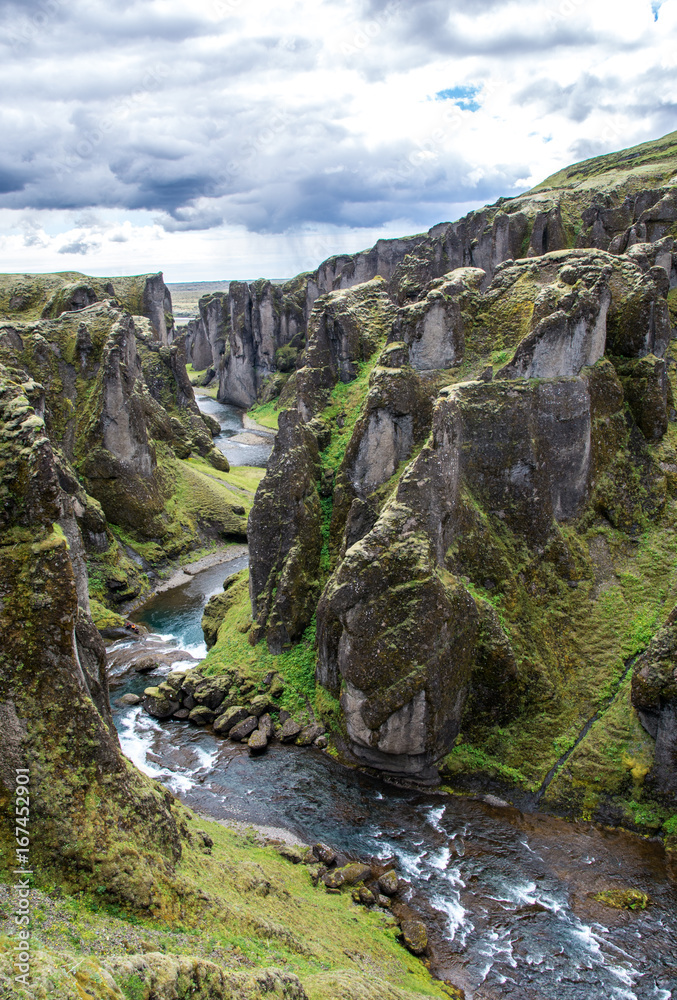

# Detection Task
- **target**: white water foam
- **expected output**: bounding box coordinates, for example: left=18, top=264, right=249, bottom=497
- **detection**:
left=118, top=707, right=197, bottom=794
left=431, top=890, right=471, bottom=947
left=427, top=804, right=446, bottom=832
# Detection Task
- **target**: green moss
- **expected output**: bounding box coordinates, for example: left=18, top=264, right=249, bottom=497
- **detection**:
left=182, top=456, right=264, bottom=513
left=89, top=599, right=126, bottom=630
left=0, top=816, right=447, bottom=999
left=248, top=399, right=281, bottom=429
left=198, top=570, right=331, bottom=723
left=591, top=889, right=649, bottom=910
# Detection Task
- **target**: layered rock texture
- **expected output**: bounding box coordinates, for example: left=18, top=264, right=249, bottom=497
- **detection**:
left=243, top=131, right=677, bottom=831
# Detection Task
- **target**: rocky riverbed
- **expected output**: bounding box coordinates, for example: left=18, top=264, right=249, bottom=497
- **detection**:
left=108, top=559, right=677, bottom=1000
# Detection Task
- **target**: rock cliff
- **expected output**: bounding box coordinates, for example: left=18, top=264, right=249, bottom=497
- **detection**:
left=243, top=131, right=677, bottom=830
left=185, top=130, right=677, bottom=410
left=0, top=283, right=246, bottom=606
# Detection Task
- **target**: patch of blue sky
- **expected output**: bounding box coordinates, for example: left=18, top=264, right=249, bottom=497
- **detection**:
left=652, top=1, right=665, bottom=20
left=435, top=85, right=481, bottom=112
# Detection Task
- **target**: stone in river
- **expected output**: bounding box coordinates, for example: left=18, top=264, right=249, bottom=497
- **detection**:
left=314, top=735, right=328, bottom=749
left=378, top=870, right=399, bottom=896
left=401, top=919, right=428, bottom=955
left=143, top=687, right=179, bottom=720
left=257, top=713, right=274, bottom=739
left=213, top=706, right=248, bottom=735
left=248, top=729, right=268, bottom=754
left=134, top=657, right=159, bottom=674
left=229, top=716, right=258, bottom=741
left=279, top=718, right=302, bottom=743
left=188, top=705, right=217, bottom=725
left=119, top=693, right=141, bottom=706
left=173, top=708, right=190, bottom=720
left=295, top=723, right=324, bottom=746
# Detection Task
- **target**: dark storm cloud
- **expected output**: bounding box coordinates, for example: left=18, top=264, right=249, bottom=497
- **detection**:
left=0, top=0, right=672, bottom=236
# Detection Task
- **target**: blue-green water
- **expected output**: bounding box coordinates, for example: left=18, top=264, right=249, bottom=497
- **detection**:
left=110, top=563, right=677, bottom=1000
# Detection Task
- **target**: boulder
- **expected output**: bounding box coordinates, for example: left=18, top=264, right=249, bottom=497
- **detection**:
left=143, top=688, right=179, bottom=720
left=313, top=843, right=337, bottom=866
left=192, top=676, right=229, bottom=710
left=401, top=919, right=428, bottom=955
left=352, top=887, right=376, bottom=906
left=314, top=735, right=328, bottom=749
left=207, top=447, right=230, bottom=472
left=257, top=713, right=274, bottom=739
left=188, top=705, right=217, bottom=726
left=376, top=894, right=392, bottom=909
left=229, top=716, right=259, bottom=741
left=338, top=863, right=372, bottom=886
left=213, top=706, right=248, bottom=735
left=133, top=657, right=159, bottom=674
left=295, top=722, right=325, bottom=746
left=118, top=693, right=140, bottom=706
left=248, top=729, right=269, bottom=754
left=279, top=718, right=303, bottom=743
left=322, top=869, right=346, bottom=890
left=269, top=675, right=285, bottom=699
left=173, top=708, right=190, bottom=720
left=377, top=870, right=399, bottom=896
left=248, top=694, right=272, bottom=717
left=276, top=844, right=307, bottom=864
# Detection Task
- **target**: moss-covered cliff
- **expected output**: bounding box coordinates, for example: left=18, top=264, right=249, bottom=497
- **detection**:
left=226, top=134, right=677, bottom=844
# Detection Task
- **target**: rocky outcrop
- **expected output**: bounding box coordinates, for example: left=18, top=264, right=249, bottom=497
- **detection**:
left=393, top=268, right=484, bottom=371
left=0, top=292, right=245, bottom=603
left=183, top=277, right=308, bottom=408
left=0, top=270, right=175, bottom=343
left=632, top=609, right=677, bottom=804
left=184, top=133, right=677, bottom=411
left=246, top=217, right=676, bottom=784
left=296, top=278, right=397, bottom=421
left=0, top=365, right=185, bottom=902
left=248, top=410, right=322, bottom=652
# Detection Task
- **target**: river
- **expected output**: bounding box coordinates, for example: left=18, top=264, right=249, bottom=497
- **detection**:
left=105, top=400, right=677, bottom=1000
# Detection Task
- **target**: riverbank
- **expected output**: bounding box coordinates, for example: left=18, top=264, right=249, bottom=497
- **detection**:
left=148, top=543, right=248, bottom=598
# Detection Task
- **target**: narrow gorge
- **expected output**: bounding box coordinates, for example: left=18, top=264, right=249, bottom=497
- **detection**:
left=2, top=131, right=677, bottom=1000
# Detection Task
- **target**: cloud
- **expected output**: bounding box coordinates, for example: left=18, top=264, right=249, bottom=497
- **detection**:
left=0, top=0, right=673, bottom=262
left=57, top=237, right=97, bottom=255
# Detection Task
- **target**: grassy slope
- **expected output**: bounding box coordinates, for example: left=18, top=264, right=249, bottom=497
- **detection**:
left=0, top=815, right=448, bottom=1000
left=0, top=272, right=160, bottom=323
left=532, top=129, right=677, bottom=193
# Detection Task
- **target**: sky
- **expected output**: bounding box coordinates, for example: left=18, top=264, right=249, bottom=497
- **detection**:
left=0, top=0, right=676, bottom=282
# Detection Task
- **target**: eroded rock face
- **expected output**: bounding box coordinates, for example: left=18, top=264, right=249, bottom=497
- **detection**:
left=0, top=366, right=184, bottom=903
left=248, top=410, right=322, bottom=652
left=393, top=267, right=485, bottom=371
left=295, top=278, right=397, bottom=421
left=632, top=610, right=677, bottom=804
